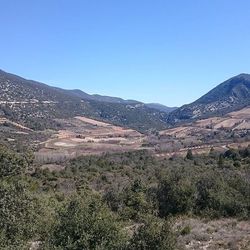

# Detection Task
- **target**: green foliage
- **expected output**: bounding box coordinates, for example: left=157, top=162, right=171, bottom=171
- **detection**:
left=195, top=173, right=249, bottom=217
left=239, top=145, right=250, bottom=158
left=0, top=180, right=38, bottom=249
left=119, top=180, right=154, bottom=221
left=1, top=144, right=250, bottom=249
left=0, top=145, right=28, bottom=178
left=0, top=146, right=45, bottom=249
left=44, top=193, right=128, bottom=250
left=157, top=173, right=195, bottom=217
left=128, top=217, right=176, bottom=250
left=224, top=148, right=241, bottom=161
left=180, top=225, right=191, bottom=235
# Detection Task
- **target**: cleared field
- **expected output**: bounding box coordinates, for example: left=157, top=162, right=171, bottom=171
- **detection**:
left=213, top=118, right=242, bottom=129
left=75, top=116, right=113, bottom=127
left=156, top=107, right=250, bottom=158
left=234, top=120, right=250, bottom=130
left=195, top=117, right=223, bottom=127
left=229, top=107, right=250, bottom=119
left=36, top=116, right=145, bottom=163
left=161, top=107, right=250, bottom=138
left=35, top=107, right=250, bottom=163
left=160, top=126, right=210, bottom=138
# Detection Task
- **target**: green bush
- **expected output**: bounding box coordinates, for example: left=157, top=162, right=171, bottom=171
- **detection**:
left=0, top=146, right=28, bottom=178
left=195, top=173, right=248, bottom=217
left=157, top=174, right=195, bottom=217
left=0, top=180, right=38, bottom=249
left=44, top=193, right=128, bottom=249
left=180, top=225, right=191, bottom=235
left=128, top=217, right=176, bottom=250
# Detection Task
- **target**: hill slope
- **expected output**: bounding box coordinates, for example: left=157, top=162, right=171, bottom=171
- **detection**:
left=167, top=74, right=250, bottom=124
left=65, top=89, right=140, bottom=104
left=146, top=103, right=177, bottom=113
left=0, top=69, right=168, bottom=131
left=61, top=89, right=175, bottom=112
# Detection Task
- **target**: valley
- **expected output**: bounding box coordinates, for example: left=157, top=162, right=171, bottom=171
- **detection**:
left=35, top=116, right=144, bottom=164
left=1, top=69, right=250, bottom=250
left=2, top=105, right=250, bottom=164
left=2, top=2, right=250, bottom=249
left=155, top=107, right=250, bottom=157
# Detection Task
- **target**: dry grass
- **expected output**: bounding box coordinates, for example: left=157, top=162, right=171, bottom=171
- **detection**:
left=176, top=218, right=250, bottom=250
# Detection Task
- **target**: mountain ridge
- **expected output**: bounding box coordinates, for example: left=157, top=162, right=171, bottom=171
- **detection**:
left=1, top=68, right=250, bottom=130
left=0, top=69, right=175, bottom=111
left=167, top=73, right=250, bottom=124
left=0, top=69, right=169, bottom=131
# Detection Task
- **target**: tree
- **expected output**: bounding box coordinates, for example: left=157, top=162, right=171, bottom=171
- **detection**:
left=118, top=180, right=153, bottom=221
left=186, top=149, right=193, bottom=160
left=224, top=149, right=240, bottom=161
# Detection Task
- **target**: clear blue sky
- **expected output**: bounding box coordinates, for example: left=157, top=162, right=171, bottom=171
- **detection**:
left=1, top=0, right=250, bottom=106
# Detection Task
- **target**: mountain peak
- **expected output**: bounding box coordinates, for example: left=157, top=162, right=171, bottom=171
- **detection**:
left=167, top=74, right=250, bottom=124
left=234, top=73, right=250, bottom=81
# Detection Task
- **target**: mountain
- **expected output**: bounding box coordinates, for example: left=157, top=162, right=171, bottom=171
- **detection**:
left=146, top=103, right=177, bottom=113
left=67, top=89, right=140, bottom=104
left=0, top=69, right=80, bottom=102
left=167, top=74, right=250, bottom=124
left=0, top=69, right=168, bottom=131
left=67, top=90, right=176, bottom=111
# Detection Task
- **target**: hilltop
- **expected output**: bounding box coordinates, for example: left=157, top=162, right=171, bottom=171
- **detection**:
left=167, top=74, right=250, bottom=124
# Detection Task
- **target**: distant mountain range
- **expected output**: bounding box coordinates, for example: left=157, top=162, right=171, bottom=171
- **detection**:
left=66, top=89, right=141, bottom=104
left=145, top=103, right=177, bottom=113
left=167, top=73, right=250, bottom=124
left=0, top=69, right=171, bottom=131
left=1, top=68, right=250, bottom=131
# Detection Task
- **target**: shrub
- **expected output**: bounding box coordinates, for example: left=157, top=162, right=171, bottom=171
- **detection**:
left=128, top=217, right=176, bottom=250
left=180, top=225, right=191, bottom=235
left=0, top=180, right=38, bottom=249
left=186, top=149, right=194, bottom=160
left=0, top=146, right=28, bottom=178
left=44, top=193, right=128, bottom=249
left=157, top=175, right=195, bottom=217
